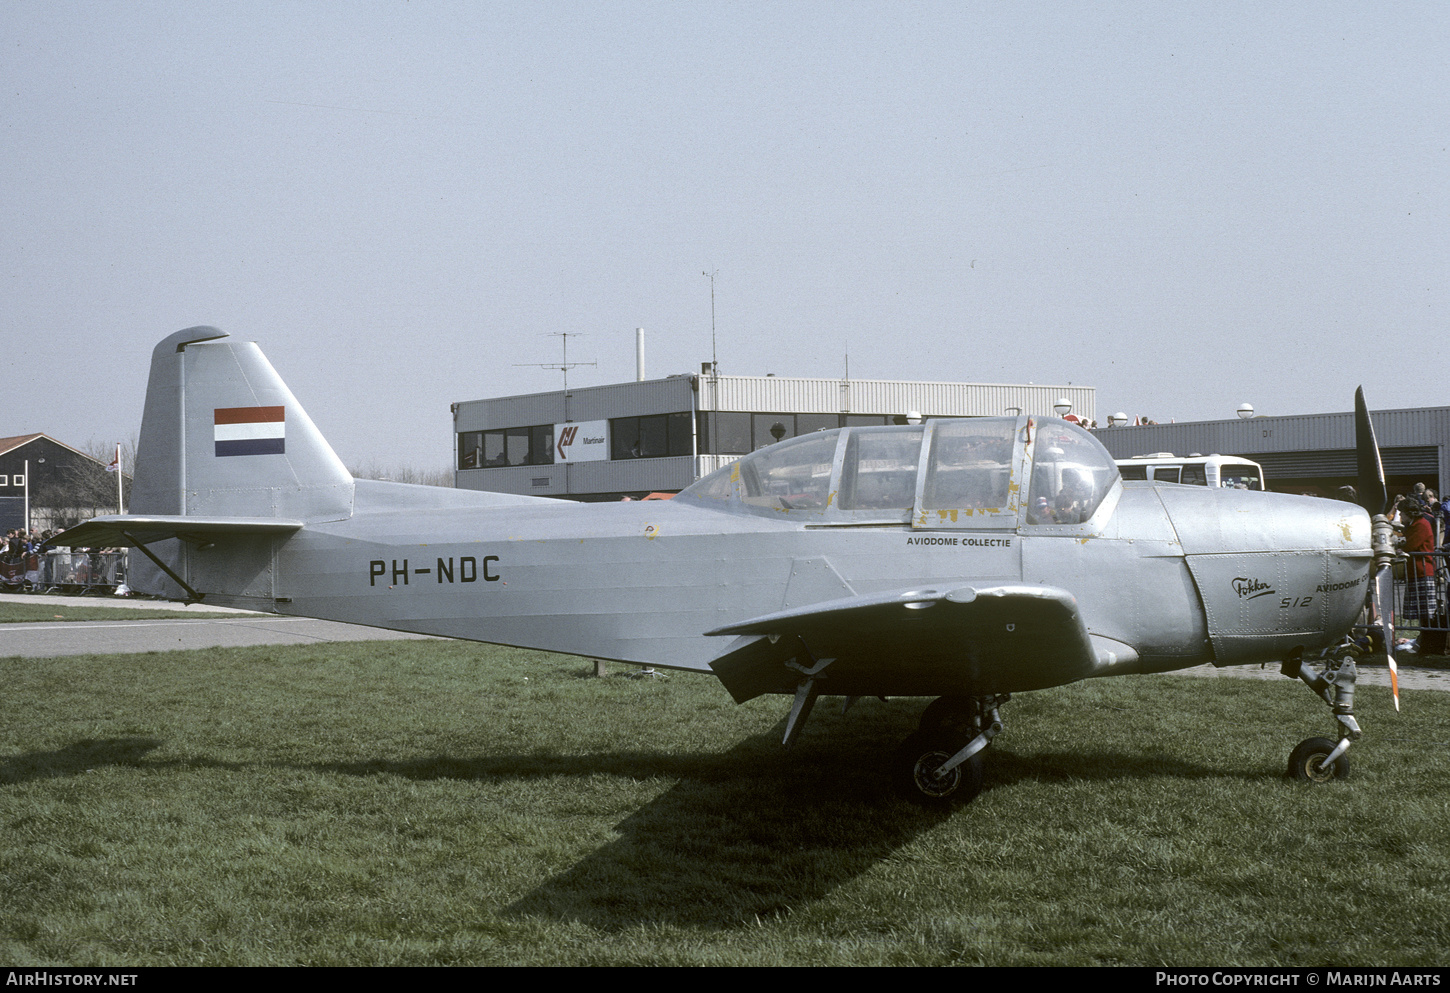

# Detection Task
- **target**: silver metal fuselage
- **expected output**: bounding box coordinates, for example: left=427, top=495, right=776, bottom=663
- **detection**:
left=232, top=477, right=1368, bottom=699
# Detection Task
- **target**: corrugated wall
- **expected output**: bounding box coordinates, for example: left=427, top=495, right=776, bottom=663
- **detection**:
left=456, top=456, right=698, bottom=497
left=1096, top=407, right=1450, bottom=494
left=455, top=377, right=696, bottom=432
left=698, top=376, right=1095, bottom=420
left=1097, top=408, right=1450, bottom=457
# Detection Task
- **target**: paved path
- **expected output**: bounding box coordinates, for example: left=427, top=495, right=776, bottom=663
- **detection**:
left=1172, top=659, right=1450, bottom=693
left=0, top=592, right=262, bottom=614
left=0, top=593, right=435, bottom=657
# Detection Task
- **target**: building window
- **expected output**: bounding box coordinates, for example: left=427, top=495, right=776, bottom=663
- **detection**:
left=667, top=411, right=692, bottom=456
left=528, top=425, right=554, bottom=465
left=796, top=413, right=841, bottom=435
left=752, top=413, right=796, bottom=450
left=610, top=413, right=692, bottom=460
left=505, top=427, right=530, bottom=466
left=698, top=412, right=752, bottom=456
left=458, top=432, right=482, bottom=470
left=458, top=425, right=554, bottom=470
left=484, top=431, right=506, bottom=467
left=611, top=418, right=643, bottom=460
left=696, top=412, right=904, bottom=455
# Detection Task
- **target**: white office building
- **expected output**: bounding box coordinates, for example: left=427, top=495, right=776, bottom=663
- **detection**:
left=454, top=370, right=1095, bottom=501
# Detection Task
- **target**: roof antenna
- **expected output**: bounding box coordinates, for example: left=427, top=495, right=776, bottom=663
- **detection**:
left=514, top=332, right=596, bottom=391
left=702, top=269, right=718, bottom=374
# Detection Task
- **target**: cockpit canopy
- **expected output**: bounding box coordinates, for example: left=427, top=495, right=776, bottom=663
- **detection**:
left=676, top=416, right=1120, bottom=529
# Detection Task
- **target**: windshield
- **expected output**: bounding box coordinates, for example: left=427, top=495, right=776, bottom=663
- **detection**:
left=738, top=431, right=839, bottom=511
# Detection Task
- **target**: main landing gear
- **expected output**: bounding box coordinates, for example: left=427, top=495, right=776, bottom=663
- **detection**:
left=1282, top=655, right=1359, bottom=783
left=892, top=695, right=1008, bottom=805
left=772, top=651, right=1006, bottom=804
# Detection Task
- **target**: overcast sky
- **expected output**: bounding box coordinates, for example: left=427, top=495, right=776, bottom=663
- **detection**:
left=5, top=2, right=1446, bottom=472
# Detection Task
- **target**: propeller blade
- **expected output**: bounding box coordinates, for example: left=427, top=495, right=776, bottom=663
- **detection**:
left=1355, top=386, right=1388, bottom=516
left=1358, top=387, right=1400, bottom=711
left=1374, top=564, right=1400, bottom=712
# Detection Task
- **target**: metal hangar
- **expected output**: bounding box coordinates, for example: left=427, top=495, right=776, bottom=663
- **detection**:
left=1094, top=405, right=1450, bottom=499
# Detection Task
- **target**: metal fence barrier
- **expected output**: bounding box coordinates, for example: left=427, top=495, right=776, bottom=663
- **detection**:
left=0, top=549, right=128, bottom=595
left=1356, top=549, right=1449, bottom=653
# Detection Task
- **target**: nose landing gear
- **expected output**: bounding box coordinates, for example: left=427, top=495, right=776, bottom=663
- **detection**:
left=1283, top=655, right=1360, bottom=783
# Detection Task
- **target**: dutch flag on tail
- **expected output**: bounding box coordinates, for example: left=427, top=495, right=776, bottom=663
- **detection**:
left=214, top=406, right=286, bottom=457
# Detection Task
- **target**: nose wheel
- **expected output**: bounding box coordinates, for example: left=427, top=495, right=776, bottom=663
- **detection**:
left=1287, top=736, right=1350, bottom=782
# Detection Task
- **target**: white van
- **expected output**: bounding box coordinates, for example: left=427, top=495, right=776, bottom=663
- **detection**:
left=1115, top=453, right=1266, bottom=490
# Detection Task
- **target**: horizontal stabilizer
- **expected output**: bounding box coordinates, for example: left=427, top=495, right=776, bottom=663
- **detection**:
left=42, top=515, right=303, bottom=549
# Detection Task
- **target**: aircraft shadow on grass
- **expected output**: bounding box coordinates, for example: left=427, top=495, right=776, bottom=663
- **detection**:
left=496, top=748, right=1264, bottom=929
left=5, top=721, right=1265, bottom=928
left=0, top=737, right=165, bottom=786
left=300, top=711, right=1262, bottom=931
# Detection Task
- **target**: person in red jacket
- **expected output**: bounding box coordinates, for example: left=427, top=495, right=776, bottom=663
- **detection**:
left=1402, top=500, right=1438, bottom=629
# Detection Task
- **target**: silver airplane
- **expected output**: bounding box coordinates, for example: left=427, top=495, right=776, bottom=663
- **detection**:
left=47, top=327, right=1401, bottom=803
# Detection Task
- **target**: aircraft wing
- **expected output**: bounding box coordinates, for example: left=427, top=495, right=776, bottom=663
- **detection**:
left=41, top=514, right=304, bottom=549
left=705, top=583, right=1112, bottom=702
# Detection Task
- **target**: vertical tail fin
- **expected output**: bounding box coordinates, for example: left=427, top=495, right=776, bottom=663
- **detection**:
left=104, top=327, right=355, bottom=602
left=131, top=327, right=354, bottom=522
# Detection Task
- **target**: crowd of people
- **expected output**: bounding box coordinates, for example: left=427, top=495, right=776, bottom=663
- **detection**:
left=2, top=528, right=51, bottom=587
left=1, top=527, right=121, bottom=593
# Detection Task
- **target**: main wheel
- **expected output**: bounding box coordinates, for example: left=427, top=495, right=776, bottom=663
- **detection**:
left=918, top=695, right=976, bottom=735
left=1287, top=736, right=1350, bottom=782
left=894, top=731, right=985, bottom=805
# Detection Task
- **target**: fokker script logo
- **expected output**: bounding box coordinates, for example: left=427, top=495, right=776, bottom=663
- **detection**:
left=1231, top=577, right=1276, bottom=600
left=557, top=425, right=579, bottom=460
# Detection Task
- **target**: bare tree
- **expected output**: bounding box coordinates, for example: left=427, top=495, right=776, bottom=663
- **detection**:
left=31, top=435, right=138, bottom=530
left=348, top=460, right=455, bottom=488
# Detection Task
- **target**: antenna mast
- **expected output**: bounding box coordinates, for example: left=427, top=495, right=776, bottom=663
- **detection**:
left=702, top=269, right=718, bottom=374
left=514, top=332, right=596, bottom=391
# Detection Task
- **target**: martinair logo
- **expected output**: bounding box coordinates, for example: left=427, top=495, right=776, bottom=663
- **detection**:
left=557, top=425, right=579, bottom=460
left=1231, top=577, right=1276, bottom=600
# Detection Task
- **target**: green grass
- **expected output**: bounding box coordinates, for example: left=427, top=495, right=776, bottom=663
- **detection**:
left=0, top=603, right=251, bottom=623
left=1, top=640, right=1447, bottom=966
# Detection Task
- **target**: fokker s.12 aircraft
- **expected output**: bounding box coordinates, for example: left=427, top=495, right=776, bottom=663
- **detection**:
left=47, top=328, right=1401, bottom=803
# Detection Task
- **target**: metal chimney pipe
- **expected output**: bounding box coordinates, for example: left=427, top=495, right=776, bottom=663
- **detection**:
left=636, top=328, right=645, bottom=382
